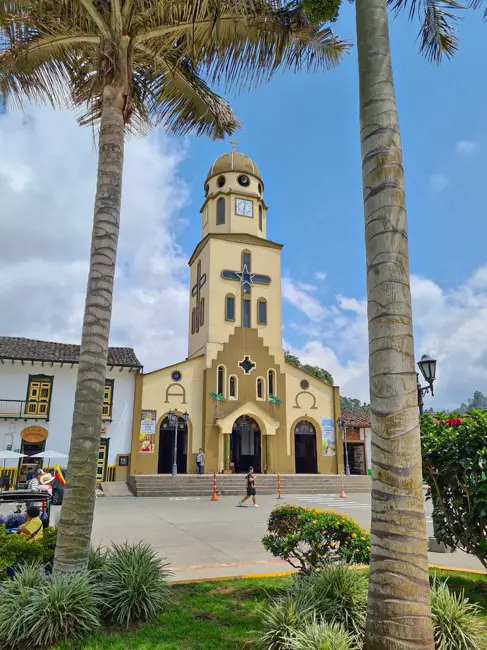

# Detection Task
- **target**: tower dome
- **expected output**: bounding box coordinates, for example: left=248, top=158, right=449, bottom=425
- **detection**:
left=207, top=151, right=262, bottom=181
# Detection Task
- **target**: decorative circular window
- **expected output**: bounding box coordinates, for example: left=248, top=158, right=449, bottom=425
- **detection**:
left=217, top=175, right=226, bottom=188
left=238, top=174, right=250, bottom=187
left=171, top=370, right=182, bottom=382
left=204, top=182, right=209, bottom=197
left=300, top=379, right=310, bottom=390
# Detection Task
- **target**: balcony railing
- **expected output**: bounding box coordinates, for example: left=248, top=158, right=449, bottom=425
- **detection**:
left=0, top=400, right=47, bottom=420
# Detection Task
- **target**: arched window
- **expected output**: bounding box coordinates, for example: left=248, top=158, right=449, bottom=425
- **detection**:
left=225, top=294, right=235, bottom=321
left=242, top=250, right=251, bottom=272
left=268, top=369, right=276, bottom=397
left=256, top=377, right=265, bottom=400
left=217, top=365, right=225, bottom=396
left=216, top=197, right=225, bottom=225
left=258, top=205, right=263, bottom=231
left=257, top=298, right=267, bottom=325
left=229, top=375, right=237, bottom=399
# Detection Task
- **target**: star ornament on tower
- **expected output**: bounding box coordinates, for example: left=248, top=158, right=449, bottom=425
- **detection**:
left=235, top=264, right=255, bottom=291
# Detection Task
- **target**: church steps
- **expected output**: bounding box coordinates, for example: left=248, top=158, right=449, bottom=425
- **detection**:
left=128, top=474, right=371, bottom=497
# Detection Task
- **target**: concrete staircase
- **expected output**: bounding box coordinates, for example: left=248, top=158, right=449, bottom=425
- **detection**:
left=128, top=473, right=371, bottom=497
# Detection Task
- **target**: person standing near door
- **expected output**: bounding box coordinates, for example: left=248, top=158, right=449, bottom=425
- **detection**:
left=196, top=449, right=205, bottom=476
left=237, top=467, right=258, bottom=507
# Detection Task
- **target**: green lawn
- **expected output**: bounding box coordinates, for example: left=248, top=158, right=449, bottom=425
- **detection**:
left=56, top=570, right=487, bottom=650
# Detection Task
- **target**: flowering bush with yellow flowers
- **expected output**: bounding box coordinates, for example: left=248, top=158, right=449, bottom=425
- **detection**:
left=262, top=504, right=370, bottom=574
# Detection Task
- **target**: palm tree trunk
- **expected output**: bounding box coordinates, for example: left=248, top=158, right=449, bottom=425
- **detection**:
left=355, top=0, right=434, bottom=647
left=53, top=84, right=125, bottom=574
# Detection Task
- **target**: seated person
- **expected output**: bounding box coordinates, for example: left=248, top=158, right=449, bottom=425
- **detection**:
left=17, top=506, right=44, bottom=542
left=28, top=469, right=54, bottom=495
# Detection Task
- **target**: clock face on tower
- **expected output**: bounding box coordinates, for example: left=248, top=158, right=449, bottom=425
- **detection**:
left=235, top=198, right=253, bottom=217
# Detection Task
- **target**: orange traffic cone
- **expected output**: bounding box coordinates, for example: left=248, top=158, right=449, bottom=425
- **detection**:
left=211, top=472, right=219, bottom=501
left=339, top=488, right=347, bottom=499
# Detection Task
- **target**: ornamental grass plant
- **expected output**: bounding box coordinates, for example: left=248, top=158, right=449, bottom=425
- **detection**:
left=98, top=541, right=171, bottom=627
left=0, top=564, right=99, bottom=648
left=430, top=577, right=486, bottom=650
left=288, top=616, right=359, bottom=650
left=258, top=564, right=367, bottom=649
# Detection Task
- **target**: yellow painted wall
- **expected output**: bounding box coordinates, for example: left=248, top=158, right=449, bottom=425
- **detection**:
left=202, top=170, right=267, bottom=240
left=131, top=356, right=205, bottom=475
left=284, top=363, right=343, bottom=474
left=188, top=237, right=283, bottom=366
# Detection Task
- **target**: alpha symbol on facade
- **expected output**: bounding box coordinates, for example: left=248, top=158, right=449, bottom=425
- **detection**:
left=191, top=260, right=206, bottom=333
left=239, top=355, right=256, bottom=374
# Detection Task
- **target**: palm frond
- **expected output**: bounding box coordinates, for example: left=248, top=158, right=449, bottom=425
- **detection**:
left=389, top=0, right=463, bottom=63
left=136, top=45, right=240, bottom=138
left=1, top=0, right=348, bottom=138
left=134, top=0, right=350, bottom=90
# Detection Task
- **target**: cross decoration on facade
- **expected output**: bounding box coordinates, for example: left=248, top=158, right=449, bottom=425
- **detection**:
left=221, top=261, right=271, bottom=295
left=230, top=139, right=239, bottom=152
left=239, top=356, right=256, bottom=374
left=191, top=260, right=206, bottom=333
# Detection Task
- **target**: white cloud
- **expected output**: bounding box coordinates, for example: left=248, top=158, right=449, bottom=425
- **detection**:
left=0, top=106, right=190, bottom=371
left=430, top=173, right=449, bottom=192
left=455, top=140, right=477, bottom=155
left=287, top=266, right=487, bottom=410
left=282, top=277, right=326, bottom=322
left=314, top=272, right=327, bottom=281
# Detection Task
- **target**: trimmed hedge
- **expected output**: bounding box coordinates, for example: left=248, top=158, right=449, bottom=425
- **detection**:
left=263, top=504, right=370, bottom=573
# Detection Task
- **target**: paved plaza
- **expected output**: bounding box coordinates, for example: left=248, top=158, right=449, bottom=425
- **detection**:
left=53, top=492, right=485, bottom=582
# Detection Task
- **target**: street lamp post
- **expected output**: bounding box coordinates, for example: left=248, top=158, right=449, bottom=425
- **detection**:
left=337, top=417, right=351, bottom=476
left=416, top=354, right=444, bottom=549
left=417, top=354, right=437, bottom=415
left=168, top=409, right=189, bottom=478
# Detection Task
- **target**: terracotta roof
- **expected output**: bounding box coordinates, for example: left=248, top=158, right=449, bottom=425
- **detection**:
left=0, top=336, right=142, bottom=368
left=340, top=409, right=371, bottom=428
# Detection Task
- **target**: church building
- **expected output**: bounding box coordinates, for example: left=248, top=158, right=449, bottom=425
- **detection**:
left=130, top=151, right=345, bottom=476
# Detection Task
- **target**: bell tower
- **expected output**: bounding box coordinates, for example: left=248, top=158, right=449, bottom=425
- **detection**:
left=188, top=148, right=283, bottom=366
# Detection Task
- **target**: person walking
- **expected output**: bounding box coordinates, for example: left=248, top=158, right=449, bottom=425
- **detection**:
left=196, top=448, right=205, bottom=476
left=237, top=466, right=258, bottom=507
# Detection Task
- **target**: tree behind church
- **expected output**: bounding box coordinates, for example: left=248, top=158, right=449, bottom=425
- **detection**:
left=0, top=1, right=347, bottom=574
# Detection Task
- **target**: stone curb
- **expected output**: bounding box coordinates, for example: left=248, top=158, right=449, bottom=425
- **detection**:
left=170, top=563, right=486, bottom=585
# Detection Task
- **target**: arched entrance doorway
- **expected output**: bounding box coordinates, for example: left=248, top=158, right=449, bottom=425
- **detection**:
left=158, top=415, right=188, bottom=474
left=231, top=416, right=261, bottom=473
left=294, top=420, right=318, bottom=474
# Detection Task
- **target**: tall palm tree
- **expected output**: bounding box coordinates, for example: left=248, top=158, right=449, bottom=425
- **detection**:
left=355, top=0, right=459, bottom=647
left=0, top=0, right=347, bottom=574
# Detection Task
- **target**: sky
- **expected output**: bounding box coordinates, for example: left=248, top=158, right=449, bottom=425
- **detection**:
left=0, top=5, right=486, bottom=411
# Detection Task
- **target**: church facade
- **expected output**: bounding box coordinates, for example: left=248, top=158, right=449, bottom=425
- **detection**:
left=130, top=151, right=345, bottom=476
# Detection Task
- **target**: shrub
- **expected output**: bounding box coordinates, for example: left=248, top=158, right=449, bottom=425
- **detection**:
left=259, top=565, right=367, bottom=649
left=0, top=525, right=57, bottom=580
left=288, top=617, right=358, bottom=650
left=421, top=410, right=487, bottom=569
left=0, top=564, right=99, bottom=648
left=430, top=577, right=486, bottom=650
left=297, top=563, right=368, bottom=639
left=262, top=504, right=370, bottom=573
left=99, top=541, right=170, bottom=627
left=258, top=590, right=315, bottom=649
left=88, top=544, right=106, bottom=579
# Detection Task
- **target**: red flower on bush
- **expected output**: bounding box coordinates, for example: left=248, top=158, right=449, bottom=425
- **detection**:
left=445, top=418, right=463, bottom=426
